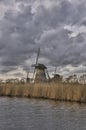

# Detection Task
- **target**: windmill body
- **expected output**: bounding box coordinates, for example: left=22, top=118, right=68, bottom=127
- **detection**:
left=34, top=64, right=47, bottom=83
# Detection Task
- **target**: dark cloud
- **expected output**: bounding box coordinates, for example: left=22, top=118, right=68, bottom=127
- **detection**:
left=0, top=0, right=86, bottom=75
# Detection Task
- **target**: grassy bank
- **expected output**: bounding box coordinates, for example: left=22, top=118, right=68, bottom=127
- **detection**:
left=0, top=82, right=86, bottom=103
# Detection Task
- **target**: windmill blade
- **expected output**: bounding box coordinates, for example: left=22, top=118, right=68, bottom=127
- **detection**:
left=46, top=69, right=50, bottom=80
left=33, top=48, right=40, bottom=80
left=36, top=47, right=40, bottom=66
left=54, top=66, right=57, bottom=75
left=33, top=67, right=36, bottom=80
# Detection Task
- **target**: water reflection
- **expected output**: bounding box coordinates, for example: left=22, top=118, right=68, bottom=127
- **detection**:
left=0, top=97, right=86, bottom=130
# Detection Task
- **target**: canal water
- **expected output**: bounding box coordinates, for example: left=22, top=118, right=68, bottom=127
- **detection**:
left=0, top=97, right=86, bottom=130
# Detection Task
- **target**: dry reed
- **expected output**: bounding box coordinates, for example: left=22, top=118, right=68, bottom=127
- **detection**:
left=0, top=82, right=86, bottom=103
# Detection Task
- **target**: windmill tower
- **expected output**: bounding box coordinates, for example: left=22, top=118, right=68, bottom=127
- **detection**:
left=32, top=48, right=49, bottom=83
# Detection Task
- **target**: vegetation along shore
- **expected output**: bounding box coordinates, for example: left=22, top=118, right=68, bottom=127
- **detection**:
left=0, top=81, right=86, bottom=103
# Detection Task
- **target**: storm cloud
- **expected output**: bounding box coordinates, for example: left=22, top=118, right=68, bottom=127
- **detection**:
left=0, top=0, right=86, bottom=76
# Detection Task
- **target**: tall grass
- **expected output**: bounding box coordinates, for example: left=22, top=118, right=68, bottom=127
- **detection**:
left=0, top=82, right=86, bottom=103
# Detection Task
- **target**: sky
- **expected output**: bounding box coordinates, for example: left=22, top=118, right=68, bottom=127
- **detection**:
left=0, top=0, right=86, bottom=79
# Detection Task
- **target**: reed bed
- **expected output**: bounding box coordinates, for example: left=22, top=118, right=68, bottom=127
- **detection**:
left=0, top=82, right=86, bottom=103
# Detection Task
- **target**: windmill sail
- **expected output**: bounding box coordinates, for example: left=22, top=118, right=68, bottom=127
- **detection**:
left=54, top=66, right=57, bottom=75
left=36, top=47, right=40, bottom=66
left=33, top=48, right=40, bottom=80
left=46, top=69, right=50, bottom=80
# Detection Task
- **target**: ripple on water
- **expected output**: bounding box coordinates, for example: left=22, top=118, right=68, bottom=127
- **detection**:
left=0, top=97, right=86, bottom=130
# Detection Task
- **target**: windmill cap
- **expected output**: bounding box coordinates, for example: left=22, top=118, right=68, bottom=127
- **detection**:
left=32, top=63, right=47, bottom=70
left=53, top=74, right=60, bottom=76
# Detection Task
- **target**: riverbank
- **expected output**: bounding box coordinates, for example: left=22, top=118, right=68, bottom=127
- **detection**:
left=0, top=82, right=86, bottom=103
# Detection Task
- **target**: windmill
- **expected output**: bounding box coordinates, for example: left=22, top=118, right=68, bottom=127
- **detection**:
left=52, top=66, right=62, bottom=82
left=32, top=48, right=49, bottom=83
left=26, top=71, right=30, bottom=83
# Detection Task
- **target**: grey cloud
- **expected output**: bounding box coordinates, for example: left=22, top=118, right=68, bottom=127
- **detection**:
left=74, top=33, right=85, bottom=43
left=80, top=18, right=86, bottom=26
left=13, top=72, right=25, bottom=77
left=0, top=0, right=86, bottom=75
left=0, top=66, right=17, bottom=73
left=71, top=67, right=86, bottom=74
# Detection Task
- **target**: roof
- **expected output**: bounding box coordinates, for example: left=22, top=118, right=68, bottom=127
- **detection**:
left=53, top=74, right=61, bottom=77
left=32, top=63, right=47, bottom=70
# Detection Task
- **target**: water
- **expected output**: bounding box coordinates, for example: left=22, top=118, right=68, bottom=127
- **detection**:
left=0, top=97, right=86, bottom=130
